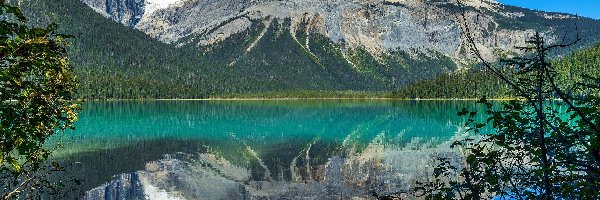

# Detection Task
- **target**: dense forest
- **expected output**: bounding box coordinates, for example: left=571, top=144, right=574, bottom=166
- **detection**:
left=19, top=0, right=213, bottom=99
left=392, top=42, right=600, bottom=99
left=391, top=68, right=511, bottom=99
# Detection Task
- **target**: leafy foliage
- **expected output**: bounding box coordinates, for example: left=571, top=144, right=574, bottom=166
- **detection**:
left=0, top=1, right=80, bottom=198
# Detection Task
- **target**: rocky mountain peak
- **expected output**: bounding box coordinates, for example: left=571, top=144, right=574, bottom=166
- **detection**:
left=81, top=0, right=586, bottom=66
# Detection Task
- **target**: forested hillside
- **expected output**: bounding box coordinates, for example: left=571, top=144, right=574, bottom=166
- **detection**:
left=14, top=0, right=600, bottom=99
left=390, top=69, right=511, bottom=99
left=19, top=0, right=212, bottom=99
left=392, top=42, right=600, bottom=99
left=555, top=42, right=600, bottom=90
left=16, top=0, right=457, bottom=99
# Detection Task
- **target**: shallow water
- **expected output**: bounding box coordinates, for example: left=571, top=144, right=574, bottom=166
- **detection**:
left=49, top=100, right=491, bottom=198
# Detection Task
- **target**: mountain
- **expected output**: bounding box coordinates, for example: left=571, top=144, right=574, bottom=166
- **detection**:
left=13, top=0, right=600, bottom=99
left=81, top=0, right=598, bottom=60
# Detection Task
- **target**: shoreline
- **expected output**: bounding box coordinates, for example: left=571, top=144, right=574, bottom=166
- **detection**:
left=78, top=97, right=519, bottom=101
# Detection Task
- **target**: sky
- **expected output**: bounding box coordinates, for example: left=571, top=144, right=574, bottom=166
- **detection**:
left=497, top=0, right=600, bottom=19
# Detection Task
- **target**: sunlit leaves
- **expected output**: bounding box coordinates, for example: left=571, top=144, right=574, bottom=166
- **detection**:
left=1, top=2, right=79, bottom=198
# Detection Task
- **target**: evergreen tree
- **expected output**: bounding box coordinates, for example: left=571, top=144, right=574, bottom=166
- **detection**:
left=416, top=12, right=600, bottom=199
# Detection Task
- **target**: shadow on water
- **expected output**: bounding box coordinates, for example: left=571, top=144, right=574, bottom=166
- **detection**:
left=51, top=139, right=208, bottom=198
left=51, top=137, right=339, bottom=198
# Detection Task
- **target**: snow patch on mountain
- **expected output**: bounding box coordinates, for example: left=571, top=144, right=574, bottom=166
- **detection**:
left=144, top=0, right=182, bottom=15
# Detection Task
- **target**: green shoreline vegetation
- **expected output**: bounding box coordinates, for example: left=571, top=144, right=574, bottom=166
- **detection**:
left=82, top=97, right=517, bottom=101
left=67, top=38, right=600, bottom=101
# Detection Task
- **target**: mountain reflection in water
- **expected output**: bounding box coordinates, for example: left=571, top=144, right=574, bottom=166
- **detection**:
left=49, top=100, right=490, bottom=199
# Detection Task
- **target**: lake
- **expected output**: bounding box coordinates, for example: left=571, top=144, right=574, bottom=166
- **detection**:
left=50, top=100, right=490, bottom=199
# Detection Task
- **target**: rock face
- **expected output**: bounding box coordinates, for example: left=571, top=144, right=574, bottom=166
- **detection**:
left=83, top=140, right=462, bottom=199
left=84, top=172, right=147, bottom=200
left=81, top=0, right=145, bottom=27
left=72, top=0, right=599, bottom=93
left=80, top=0, right=582, bottom=64
left=84, top=157, right=247, bottom=200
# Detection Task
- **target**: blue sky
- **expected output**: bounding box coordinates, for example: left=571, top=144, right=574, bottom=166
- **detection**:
left=497, top=0, right=600, bottom=19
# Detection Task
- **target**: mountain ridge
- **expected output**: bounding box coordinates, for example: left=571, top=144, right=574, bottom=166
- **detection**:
left=11, top=0, right=600, bottom=99
left=82, top=0, right=598, bottom=63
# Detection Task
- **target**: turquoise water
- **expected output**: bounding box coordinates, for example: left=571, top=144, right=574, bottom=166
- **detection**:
left=51, top=100, right=490, bottom=196
left=56, top=100, right=488, bottom=152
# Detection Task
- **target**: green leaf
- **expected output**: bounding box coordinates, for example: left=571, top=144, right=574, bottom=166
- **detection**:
left=10, top=158, right=21, bottom=173
left=14, top=137, right=24, bottom=147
